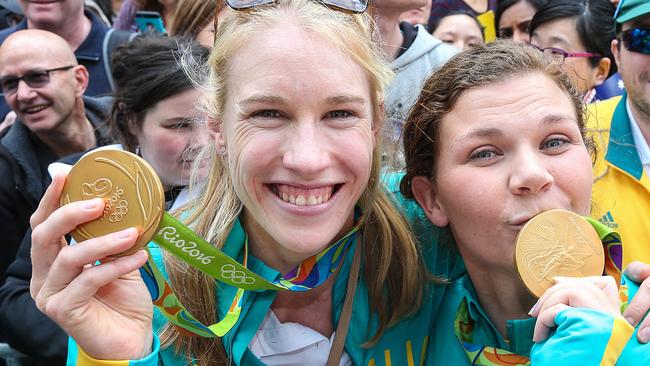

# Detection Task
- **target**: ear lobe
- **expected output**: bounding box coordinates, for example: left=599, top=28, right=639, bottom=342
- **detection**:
left=411, top=175, right=449, bottom=227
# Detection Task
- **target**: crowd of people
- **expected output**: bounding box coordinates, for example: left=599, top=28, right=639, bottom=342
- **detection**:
left=0, top=0, right=648, bottom=365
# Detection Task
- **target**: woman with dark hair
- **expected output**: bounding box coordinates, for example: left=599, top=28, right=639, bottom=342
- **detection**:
left=496, top=0, right=547, bottom=42
left=430, top=9, right=485, bottom=50
left=107, top=35, right=210, bottom=193
left=428, top=0, right=497, bottom=41
left=403, top=40, right=650, bottom=366
left=529, top=0, right=616, bottom=103
left=114, top=0, right=179, bottom=32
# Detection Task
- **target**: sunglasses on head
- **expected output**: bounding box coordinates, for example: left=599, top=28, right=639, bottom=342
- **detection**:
left=619, top=27, right=650, bottom=55
left=225, top=0, right=368, bottom=13
left=0, top=65, right=74, bottom=95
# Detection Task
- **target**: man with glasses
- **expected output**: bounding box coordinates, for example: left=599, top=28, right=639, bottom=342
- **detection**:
left=0, top=0, right=132, bottom=121
left=0, top=30, right=110, bottom=295
left=588, top=0, right=650, bottom=271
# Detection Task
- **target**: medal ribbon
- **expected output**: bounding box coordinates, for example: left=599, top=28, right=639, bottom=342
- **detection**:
left=453, top=216, right=622, bottom=366
left=140, top=208, right=363, bottom=337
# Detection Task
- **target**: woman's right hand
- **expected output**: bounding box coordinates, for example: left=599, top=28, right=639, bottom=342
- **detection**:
left=30, top=174, right=154, bottom=360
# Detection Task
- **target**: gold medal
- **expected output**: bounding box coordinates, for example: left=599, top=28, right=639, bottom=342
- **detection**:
left=60, top=149, right=165, bottom=256
left=514, top=209, right=604, bottom=298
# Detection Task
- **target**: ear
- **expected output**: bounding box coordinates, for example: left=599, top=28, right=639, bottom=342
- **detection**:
left=592, top=57, right=611, bottom=87
left=208, top=116, right=226, bottom=150
left=611, top=39, right=622, bottom=69
left=410, top=175, right=449, bottom=227
left=73, top=65, right=89, bottom=97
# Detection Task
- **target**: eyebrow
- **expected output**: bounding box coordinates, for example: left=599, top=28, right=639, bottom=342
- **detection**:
left=325, top=95, right=367, bottom=105
left=454, top=113, right=576, bottom=143
left=455, top=127, right=503, bottom=144
left=540, top=113, right=577, bottom=125
left=548, top=35, right=569, bottom=46
left=239, top=95, right=287, bottom=108
left=239, top=94, right=366, bottom=107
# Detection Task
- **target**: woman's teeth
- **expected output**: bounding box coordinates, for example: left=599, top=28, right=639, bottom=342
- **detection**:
left=275, top=184, right=334, bottom=206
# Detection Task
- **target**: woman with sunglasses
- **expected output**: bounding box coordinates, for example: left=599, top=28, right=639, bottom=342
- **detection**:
left=529, top=0, right=616, bottom=103
left=403, top=40, right=649, bottom=366
left=28, top=0, right=453, bottom=365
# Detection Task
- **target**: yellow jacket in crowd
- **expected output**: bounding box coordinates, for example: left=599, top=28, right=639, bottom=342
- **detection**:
left=587, top=94, right=650, bottom=267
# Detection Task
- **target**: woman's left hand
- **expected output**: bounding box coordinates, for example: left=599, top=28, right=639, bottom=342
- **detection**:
left=529, top=276, right=620, bottom=342
left=622, top=261, right=650, bottom=343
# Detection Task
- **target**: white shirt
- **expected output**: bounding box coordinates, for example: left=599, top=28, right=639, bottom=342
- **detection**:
left=626, top=99, right=650, bottom=177
left=249, top=310, right=352, bottom=366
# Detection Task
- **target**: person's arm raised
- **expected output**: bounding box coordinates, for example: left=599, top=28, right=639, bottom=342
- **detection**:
left=29, top=174, right=154, bottom=360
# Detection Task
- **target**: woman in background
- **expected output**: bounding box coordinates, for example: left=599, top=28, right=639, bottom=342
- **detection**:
left=430, top=9, right=484, bottom=50
left=529, top=0, right=616, bottom=103
left=169, top=0, right=226, bottom=48
left=496, top=0, right=546, bottom=42
left=428, top=0, right=497, bottom=41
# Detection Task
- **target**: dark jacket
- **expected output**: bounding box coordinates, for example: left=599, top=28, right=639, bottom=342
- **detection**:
left=0, top=96, right=111, bottom=365
left=0, top=95, right=111, bottom=282
left=0, top=10, right=115, bottom=118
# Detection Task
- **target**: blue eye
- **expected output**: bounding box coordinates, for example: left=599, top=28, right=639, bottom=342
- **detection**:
left=542, top=138, right=569, bottom=150
left=470, top=149, right=498, bottom=160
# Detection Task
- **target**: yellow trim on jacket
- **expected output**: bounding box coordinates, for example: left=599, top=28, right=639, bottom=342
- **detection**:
left=587, top=95, right=650, bottom=266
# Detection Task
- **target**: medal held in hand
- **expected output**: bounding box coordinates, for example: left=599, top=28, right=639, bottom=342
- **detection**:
left=61, top=149, right=166, bottom=256
left=514, top=209, right=605, bottom=298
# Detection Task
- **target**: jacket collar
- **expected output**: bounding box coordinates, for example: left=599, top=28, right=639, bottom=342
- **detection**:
left=606, top=93, right=645, bottom=180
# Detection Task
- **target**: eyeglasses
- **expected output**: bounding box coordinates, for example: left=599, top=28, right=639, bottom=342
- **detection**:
left=619, top=27, right=650, bottom=55
left=0, top=65, right=74, bottom=95
left=530, top=44, right=602, bottom=63
left=225, top=0, right=368, bottom=13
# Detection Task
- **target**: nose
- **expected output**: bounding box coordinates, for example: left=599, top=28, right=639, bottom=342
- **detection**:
left=282, top=121, right=330, bottom=177
left=508, top=150, right=554, bottom=196
left=15, top=79, right=37, bottom=102
left=513, top=29, right=529, bottom=43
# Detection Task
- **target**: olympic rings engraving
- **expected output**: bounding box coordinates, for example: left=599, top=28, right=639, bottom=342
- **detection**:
left=220, top=264, right=256, bottom=285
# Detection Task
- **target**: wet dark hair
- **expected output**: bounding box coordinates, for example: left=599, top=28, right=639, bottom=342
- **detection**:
left=400, top=40, right=591, bottom=198
left=529, top=0, right=616, bottom=74
left=496, top=0, right=547, bottom=30
left=107, top=35, right=210, bottom=152
left=429, top=9, right=485, bottom=39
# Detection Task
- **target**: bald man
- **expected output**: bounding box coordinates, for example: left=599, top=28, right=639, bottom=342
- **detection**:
left=0, top=0, right=133, bottom=121
left=0, top=29, right=111, bottom=283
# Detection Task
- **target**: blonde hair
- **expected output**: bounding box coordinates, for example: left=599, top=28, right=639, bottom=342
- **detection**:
left=161, top=1, right=431, bottom=364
